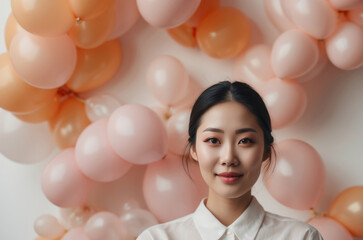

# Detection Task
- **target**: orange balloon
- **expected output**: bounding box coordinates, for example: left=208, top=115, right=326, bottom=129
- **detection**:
left=66, top=39, right=122, bottom=93
left=14, top=94, right=60, bottom=123
left=69, top=0, right=115, bottom=20
left=4, top=13, right=22, bottom=50
left=49, top=97, right=91, bottom=149
left=196, top=7, right=250, bottom=59
left=0, top=53, right=57, bottom=113
left=68, top=7, right=116, bottom=49
left=328, top=186, right=363, bottom=237
left=188, top=0, right=220, bottom=27
left=11, top=0, right=74, bottom=36
left=167, top=23, right=197, bottom=48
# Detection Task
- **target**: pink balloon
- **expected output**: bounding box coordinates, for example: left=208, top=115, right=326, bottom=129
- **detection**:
left=167, top=109, right=191, bottom=156
left=261, top=78, right=307, bottom=129
left=234, top=44, right=275, bottom=89
left=281, top=0, right=339, bottom=39
left=120, top=208, right=159, bottom=237
left=264, top=0, right=295, bottom=32
left=107, top=0, right=140, bottom=40
left=143, top=154, right=208, bottom=222
left=264, top=139, right=326, bottom=210
left=326, top=22, right=363, bottom=70
left=34, top=214, right=65, bottom=239
left=107, top=104, right=168, bottom=165
left=146, top=55, right=189, bottom=106
left=328, top=0, right=363, bottom=10
left=42, top=148, right=93, bottom=208
left=84, top=212, right=123, bottom=240
left=308, top=217, right=354, bottom=240
left=136, top=0, right=201, bottom=28
left=62, top=227, right=90, bottom=240
left=75, top=118, right=132, bottom=182
left=9, top=30, right=76, bottom=89
left=173, top=77, right=203, bottom=110
left=60, top=205, right=100, bottom=229
left=271, top=29, right=319, bottom=79
left=348, top=6, right=363, bottom=27
left=85, top=94, right=121, bottom=122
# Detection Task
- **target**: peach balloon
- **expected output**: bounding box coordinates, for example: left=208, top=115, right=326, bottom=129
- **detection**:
left=9, top=30, right=77, bottom=89
left=234, top=44, right=274, bottom=89
left=0, top=53, right=57, bottom=114
left=187, top=0, right=220, bottom=27
left=66, top=40, right=122, bottom=93
left=326, top=22, right=363, bottom=70
left=42, top=148, right=93, bottom=208
left=167, top=109, right=191, bottom=156
left=261, top=78, right=307, bottom=129
left=75, top=118, right=132, bottom=182
left=196, top=7, right=250, bottom=59
left=85, top=94, right=121, bottom=122
left=120, top=208, right=158, bottom=237
left=62, top=227, right=90, bottom=240
left=34, top=214, right=65, bottom=239
left=174, top=77, right=204, bottom=110
left=60, top=205, right=100, bottom=229
left=143, top=154, right=208, bottom=222
left=167, top=23, right=197, bottom=48
left=308, top=217, right=353, bottom=240
left=264, top=0, right=295, bottom=32
left=4, top=13, right=22, bottom=50
left=348, top=6, right=363, bottom=27
left=68, top=7, right=116, bottom=49
left=136, top=0, right=201, bottom=28
left=11, top=0, right=74, bottom=36
left=328, top=186, right=363, bottom=237
left=264, top=139, right=326, bottom=210
left=328, top=0, right=363, bottom=10
left=69, top=0, right=114, bottom=20
left=84, top=212, right=123, bottom=240
left=271, top=29, right=319, bottom=79
left=49, top=97, right=91, bottom=149
left=146, top=55, right=190, bottom=106
left=281, top=0, right=338, bottom=39
left=107, top=0, right=140, bottom=40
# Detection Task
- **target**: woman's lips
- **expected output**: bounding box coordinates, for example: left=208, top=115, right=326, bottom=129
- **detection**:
left=216, top=172, right=243, bottom=183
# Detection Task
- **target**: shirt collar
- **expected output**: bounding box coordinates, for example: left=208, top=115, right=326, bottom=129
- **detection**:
left=193, top=196, right=265, bottom=240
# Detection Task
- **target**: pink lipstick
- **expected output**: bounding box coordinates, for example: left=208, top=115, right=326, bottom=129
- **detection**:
left=216, top=172, right=243, bottom=184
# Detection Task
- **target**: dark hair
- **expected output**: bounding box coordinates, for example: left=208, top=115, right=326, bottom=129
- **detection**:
left=183, top=81, right=275, bottom=176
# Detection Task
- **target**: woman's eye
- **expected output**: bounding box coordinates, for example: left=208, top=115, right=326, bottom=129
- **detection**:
left=205, top=138, right=220, bottom=144
left=239, top=138, right=253, bottom=144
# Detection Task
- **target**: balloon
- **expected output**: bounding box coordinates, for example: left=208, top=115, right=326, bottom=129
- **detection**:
left=69, top=0, right=114, bottom=20
left=107, top=104, right=168, bottom=165
left=348, top=6, right=363, bottom=27
left=328, top=0, right=363, bottom=10
left=271, top=29, right=319, bottom=79
left=234, top=44, right=274, bottom=89
left=107, top=0, right=140, bottom=40
left=263, top=0, right=295, bottom=32
left=174, top=77, right=204, bottom=110
left=42, top=148, right=93, bottom=208
left=166, top=110, right=191, bottom=156
left=196, top=7, right=250, bottom=59
left=120, top=208, right=159, bottom=237
left=84, top=212, right=123, bottom=240
left=4, top=13, right=22, bottom=50
left=167, top=23, right=197, bottom=48
left=143, top=154, right=208, bottom=222
left=85, top=95, right=121, bottom=122
left=261, top=78, right=307, bottom=129
left=75, top=118, right=132, bottom=182
left=11, top=0, right=74, bottom=36
left=68, top=7, right=116, bottom=49
left=308, top=217, right=353, bottom=240
left=0, top=108, right=55, bottom=164
left=326, top=22, right=363, bottom=70
left=187, top=0, right=220, bottom=27
left=281, top=0, right=339, bottom=39
left=146, top=55, right=190, bottom=106
left=328, top=186, right=363, bottom=237
left=60, top=205, right=100, bottom=230
left=9, top=30, right=77, bottom=89
left=263, top=139, right=326, bottom=210
left=61, top=228, right=90, bottom=240
left=34, top=214, right=65, bottom=239
left=0, top=53, right=57, bottom=114
left=14, top=94, right=60, bottom=123
left=49, top=97, right=91, bottom=149
left=136, top=0, right=201, bottom=28
left=66, top=40, right=122, bottom=93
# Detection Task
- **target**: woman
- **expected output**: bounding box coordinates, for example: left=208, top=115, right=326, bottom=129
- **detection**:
left=138, top=81, right=323, bottom=240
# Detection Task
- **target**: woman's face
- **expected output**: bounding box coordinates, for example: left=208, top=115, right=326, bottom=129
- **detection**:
left=190, top=101, right=266, bottom=200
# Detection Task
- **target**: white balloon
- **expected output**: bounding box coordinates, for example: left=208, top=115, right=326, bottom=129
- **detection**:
left=85, top=94, right=121, bottom=122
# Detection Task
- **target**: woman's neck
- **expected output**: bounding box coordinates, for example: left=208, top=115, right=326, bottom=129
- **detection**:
left=205, top=190, right=253, bottom=226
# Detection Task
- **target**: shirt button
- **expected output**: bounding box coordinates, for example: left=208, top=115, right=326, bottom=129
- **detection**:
left=227, top=229, right=233, bottom=235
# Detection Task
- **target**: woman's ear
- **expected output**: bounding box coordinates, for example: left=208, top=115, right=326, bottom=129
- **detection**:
left=190, top=145, right=198, bottom=161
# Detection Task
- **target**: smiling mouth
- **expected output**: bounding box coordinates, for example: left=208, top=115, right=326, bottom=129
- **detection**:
left=215, top=172, right=244, bottom=183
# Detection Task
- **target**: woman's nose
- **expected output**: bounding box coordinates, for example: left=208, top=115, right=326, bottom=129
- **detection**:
left=220, top=143, right=239, bottom=166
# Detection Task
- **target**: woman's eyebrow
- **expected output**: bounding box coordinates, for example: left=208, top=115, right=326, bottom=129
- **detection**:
left=202, top=127, right=257, bottom=133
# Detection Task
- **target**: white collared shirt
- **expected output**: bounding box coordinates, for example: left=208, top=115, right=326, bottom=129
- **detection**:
left=137, top=197, right=323, bottom=240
